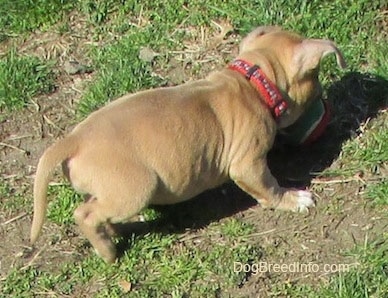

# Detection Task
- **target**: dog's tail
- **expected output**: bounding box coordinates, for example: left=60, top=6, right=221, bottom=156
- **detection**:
left=30, top=134, right=78, bottom=244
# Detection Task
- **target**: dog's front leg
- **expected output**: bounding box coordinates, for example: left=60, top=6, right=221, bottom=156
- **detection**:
left=231, top=158, right=315, bottom=212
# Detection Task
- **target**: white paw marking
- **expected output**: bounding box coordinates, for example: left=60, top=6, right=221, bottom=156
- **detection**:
left=295, top=190, right=315, bottom=212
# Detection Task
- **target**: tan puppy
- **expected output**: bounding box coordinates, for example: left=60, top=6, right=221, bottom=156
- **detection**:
left=30, top=26, right=346, bottom=263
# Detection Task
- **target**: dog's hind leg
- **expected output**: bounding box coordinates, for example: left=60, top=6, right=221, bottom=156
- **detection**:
left=74, top=197, right=118, bottom=263
left=73, top=170, right=158, bottom=263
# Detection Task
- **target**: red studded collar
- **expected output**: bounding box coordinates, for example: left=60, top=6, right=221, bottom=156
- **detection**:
left=228, top=59, right=288, bottom=120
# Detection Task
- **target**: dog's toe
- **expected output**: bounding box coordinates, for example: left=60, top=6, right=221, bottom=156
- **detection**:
left=295, top=190, right=315, bottom=212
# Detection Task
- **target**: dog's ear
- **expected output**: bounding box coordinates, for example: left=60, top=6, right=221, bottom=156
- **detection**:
left=239, top=26, right=282, bottom=53
left=294, top=39, right=347, bottom=74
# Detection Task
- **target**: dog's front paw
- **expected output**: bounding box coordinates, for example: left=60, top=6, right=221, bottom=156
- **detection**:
left=282, top=189, right=315, bottom=212
left=295, top=189, right=315, bottom=212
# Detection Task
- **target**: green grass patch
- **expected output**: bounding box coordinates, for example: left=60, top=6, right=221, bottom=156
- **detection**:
left=365, top=180, right=388, bottom=206
left=0, top=49, right=55, bottom=110
left=2, top=267, right=76, bottom=297
left=47, top=184, right=82, bottom=226
left=0, top=0, right=75, bottom=37
left=340, top=116, right=388, bottom=177
left=220, top=217, right=255, bottom=238
left=78, top=34, right=165, bottom=115
left=318, top=238, right=388, bottom=298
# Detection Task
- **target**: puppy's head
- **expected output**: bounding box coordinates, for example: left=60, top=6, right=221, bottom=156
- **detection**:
left=238, top=26, right=346, bottom=128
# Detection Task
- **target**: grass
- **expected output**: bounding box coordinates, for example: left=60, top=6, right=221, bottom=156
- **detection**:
left=0, top=0, right=387, bottom=297
left=78, top=36, right=165, bottom=115
left=342, top=118, right=388, bottom=174
left=323, top=238, right=388, bottom=298
left=365, top=180, right=388, bottom=206
left=47, top=185, right=82, bottom=226
left=0, top=0, right=75, bottom=38
left=0, top=49, right=55, bottom=110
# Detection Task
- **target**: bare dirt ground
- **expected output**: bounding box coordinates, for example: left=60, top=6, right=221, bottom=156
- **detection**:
left=1, top=21, right=387, bottom=297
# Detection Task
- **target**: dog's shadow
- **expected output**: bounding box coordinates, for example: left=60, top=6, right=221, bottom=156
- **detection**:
left=114, top=72, right=388, bottom=256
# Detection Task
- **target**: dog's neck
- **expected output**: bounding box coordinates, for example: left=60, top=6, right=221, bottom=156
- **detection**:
left=228, top=59, right=288, bottom=121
